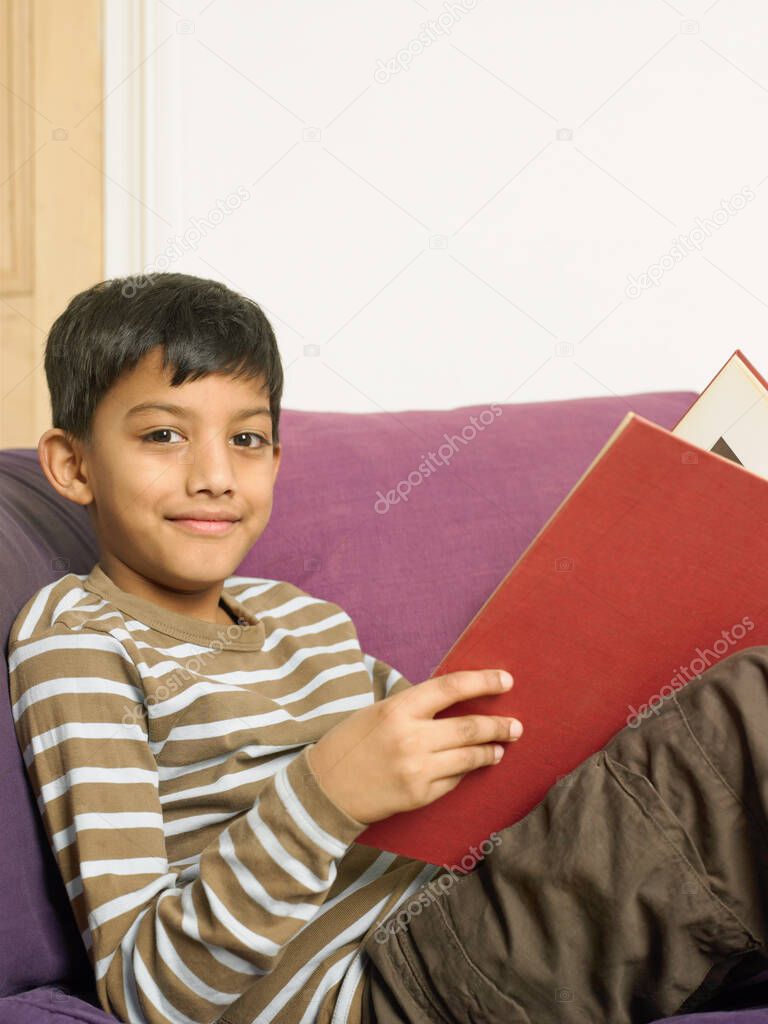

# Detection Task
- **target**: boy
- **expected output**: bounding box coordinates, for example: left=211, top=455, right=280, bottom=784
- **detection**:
left=7, top=272, right=768, bottom=1024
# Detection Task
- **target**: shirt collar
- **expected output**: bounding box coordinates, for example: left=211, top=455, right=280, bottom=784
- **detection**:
left=83, top=562, right=267, bottom=651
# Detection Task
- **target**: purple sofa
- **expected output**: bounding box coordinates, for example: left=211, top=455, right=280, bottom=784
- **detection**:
left=3, top=390, right=768, bottom=1023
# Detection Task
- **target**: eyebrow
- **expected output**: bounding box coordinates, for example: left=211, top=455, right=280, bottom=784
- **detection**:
left=126, top=402, right=272, bottom=421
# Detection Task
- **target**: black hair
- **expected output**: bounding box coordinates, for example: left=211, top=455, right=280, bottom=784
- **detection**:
left=44, top=271, right=284, bottom=447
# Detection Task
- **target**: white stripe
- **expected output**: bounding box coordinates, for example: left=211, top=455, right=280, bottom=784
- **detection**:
left=121, top=627, right=215, bottom=656
left=15, top=582, right=58, bottom=641
left=300, top=951, right=355, bottom=1024
left=231, top=580, right=286, bottom=604
left=255, top=594, right=332, bottom=620
left=154, top=709, right=288, bottom=746
left=245, top=801, right=337, bottom=894
left=145, top=638, right=360, bottom=691
left=363, top=654, right=405, bottom=696
left=300, top=692, right=374, bottom=718
left=89, top=872, right=177, bottom=932
left=94, top=945, right=118, bottom=983
left=274, top=763, right=351, bottom=859
left=156, top=692, right=372, bottom=749
left=9, top=630, right=134, bottom=674
left=385, top=669, right=405, bottom=695
left=222, top=853, right=400, bottom=1021
left=225, top=577, right=280, bottom=595
left=133, top=950, right=200, bottom=1024
left=201, top=655, right=370, bottom=696
left=312, top=852, right=398, bottom=917
left=81, top=857, right=168, bottom=880
left=258, top=861, right=441, bottom=1024
left=67, top=608, right=118, bottom=630
left=52, top=811, right=164, bottom=853
left=64, top=622, right=141, bottom=648
left=154, top=911, right=239, bottom=1006
left=159, top=751, right=296, bottom=806
left=65, top=875, right=83, bottom=901
left=52, top=588, right=107, bottom=626
left=119, top=602, right=346, bottom=659
left=115, top=906, right=151, bottom=1023
left=162, top=807, right=241, bottom=838
left=331, top=863, right=443, bottom=1024
left=176, top=882, right=264, bottom=978
left=146, top=659, right=366, bottom=724
left=267, top=662, right=369, bottom=707
left=162, top=688, right=376, bottom=753
left=175, top=863, right=200, bottom=886
left=39, top=765, right=158, bottom=811
left=199, top=874, right=281, bottom=957
left=23, top=720, right=146, bottom=767
left=145, top=679, right=257, bottom=720
left=157, top=742, right=300, bottom=781
left=218, top=827, right=320, bottom=921
left=260, top=611, right=350, bottom=652
left=168, top=853, right=200, bottom=869
left=12, top=676, right=143, bottom=721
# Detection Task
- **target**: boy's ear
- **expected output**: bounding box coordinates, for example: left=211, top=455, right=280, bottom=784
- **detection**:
left=37, top=428, right=94, bottom=507
left=272, top=443, right=282, bottom=483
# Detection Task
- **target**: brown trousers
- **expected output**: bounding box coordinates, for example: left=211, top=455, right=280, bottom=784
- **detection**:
left=359, top=645, right=768, bottom=1023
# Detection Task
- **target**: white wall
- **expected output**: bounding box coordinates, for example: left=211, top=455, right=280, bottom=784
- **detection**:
left=104, top=0, right=768, bottom=412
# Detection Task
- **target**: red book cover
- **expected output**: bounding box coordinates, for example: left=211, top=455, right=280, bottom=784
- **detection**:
left=356, top=412, right=768, bottom=866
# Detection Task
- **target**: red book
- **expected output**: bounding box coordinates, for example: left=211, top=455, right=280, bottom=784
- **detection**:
left=356, top=355, right=768, bottom=867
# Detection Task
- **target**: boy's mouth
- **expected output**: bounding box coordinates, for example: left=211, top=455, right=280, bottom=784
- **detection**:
left=166, top=517, right=240, bottom=536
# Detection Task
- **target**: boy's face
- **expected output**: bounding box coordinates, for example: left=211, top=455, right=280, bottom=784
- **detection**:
left=39, top=346, right=282, bottom=605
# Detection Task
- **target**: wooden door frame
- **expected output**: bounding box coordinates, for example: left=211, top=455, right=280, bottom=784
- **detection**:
left=1, top=0, right=103, bottom=447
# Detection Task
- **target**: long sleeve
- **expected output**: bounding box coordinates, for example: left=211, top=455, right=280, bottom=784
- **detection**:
left=361, top=652, right=414, bottom=701
left=8, top=626, right=369, bottom=1024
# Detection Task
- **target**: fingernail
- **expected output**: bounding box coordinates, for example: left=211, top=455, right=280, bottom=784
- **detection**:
left=499, top=671, right=513, bottom=688
left=509, top=720, right=523, bottom=739
left=493, top=744, right=505, bottom=760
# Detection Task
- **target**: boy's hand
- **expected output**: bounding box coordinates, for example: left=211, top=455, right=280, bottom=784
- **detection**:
left=305, top=670, right=523, bottom=825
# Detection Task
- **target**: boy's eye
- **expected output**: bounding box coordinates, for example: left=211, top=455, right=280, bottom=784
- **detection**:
left=142, top=429, right=269, bottom=448
left=143, top=428, right=185, bottom=444
left=232, top=432, right=270, bottom=448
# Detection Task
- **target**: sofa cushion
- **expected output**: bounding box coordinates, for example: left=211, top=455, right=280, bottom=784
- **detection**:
left=0, top=986, right=118, bottom=1023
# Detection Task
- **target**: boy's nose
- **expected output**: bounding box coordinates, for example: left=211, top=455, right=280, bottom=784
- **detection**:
left=181, top=440, right=239, bottom=495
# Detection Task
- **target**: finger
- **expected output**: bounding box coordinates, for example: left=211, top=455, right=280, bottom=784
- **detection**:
left=428, top=714, right=523, bottom=752
left=426, top=741, right=507, bottom=782
left=409, top=669, right=513, bottom=718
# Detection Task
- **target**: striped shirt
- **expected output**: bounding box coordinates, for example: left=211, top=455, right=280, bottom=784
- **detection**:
left=8, top=562, right=444, bottom=1024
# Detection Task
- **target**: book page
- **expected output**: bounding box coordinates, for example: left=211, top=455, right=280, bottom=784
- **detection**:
left=672, top=353, right=768, bottom=477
